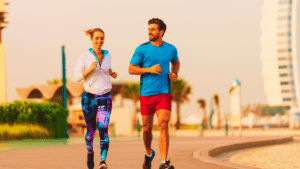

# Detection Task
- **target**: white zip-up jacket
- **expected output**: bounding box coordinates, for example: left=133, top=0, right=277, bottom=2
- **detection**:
left=75, top=48, right=112, bottom=95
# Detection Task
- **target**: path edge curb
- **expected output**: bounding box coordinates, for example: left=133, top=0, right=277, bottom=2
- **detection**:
left=193, top=136, right=293, bottom=169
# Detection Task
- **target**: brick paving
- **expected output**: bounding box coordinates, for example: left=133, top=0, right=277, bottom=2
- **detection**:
left=0, top=135, right=292, bottom=169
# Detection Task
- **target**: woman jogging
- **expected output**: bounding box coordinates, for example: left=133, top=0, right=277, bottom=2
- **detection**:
left=75, top=28, right=117, bottom=169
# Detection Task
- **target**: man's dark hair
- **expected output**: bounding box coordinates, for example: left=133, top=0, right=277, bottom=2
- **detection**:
left=148, top=18, right=167, bottom=37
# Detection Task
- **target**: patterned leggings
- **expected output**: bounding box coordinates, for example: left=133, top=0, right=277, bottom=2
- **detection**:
left=81, top=91, right=112, bottom=160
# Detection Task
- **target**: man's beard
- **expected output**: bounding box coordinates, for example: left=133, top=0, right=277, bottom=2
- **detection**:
left=149, top=34, right=159, bottom=41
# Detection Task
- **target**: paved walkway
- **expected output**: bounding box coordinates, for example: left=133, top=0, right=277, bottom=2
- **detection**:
left=0, top=135, right=292, bottom=169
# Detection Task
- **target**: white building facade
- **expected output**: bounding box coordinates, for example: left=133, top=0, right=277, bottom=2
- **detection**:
left=261, top=0, right=300, bottom=109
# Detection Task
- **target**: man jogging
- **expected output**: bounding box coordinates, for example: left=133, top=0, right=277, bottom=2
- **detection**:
left=129, top=18, right=180, bottom=169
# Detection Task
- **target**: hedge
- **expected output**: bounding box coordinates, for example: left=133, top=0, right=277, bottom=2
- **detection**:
left=0, top=101, right=69, bottom=139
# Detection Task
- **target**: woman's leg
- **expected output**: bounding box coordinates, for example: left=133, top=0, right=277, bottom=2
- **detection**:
left=85, top=119, right=97, bottom=153
left=97, top=94, right=112, bottom=160
left=82, top=92, right=98, bottom=153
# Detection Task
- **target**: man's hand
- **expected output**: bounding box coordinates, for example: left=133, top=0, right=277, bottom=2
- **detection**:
left=110, top=72, right=117, bottom=79
left=169, top=72, right=178, bottom=81
left=149, top=64, right=162, bottom=75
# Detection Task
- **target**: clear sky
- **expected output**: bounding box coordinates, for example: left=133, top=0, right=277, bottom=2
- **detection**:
left=3, top=0, right=300, bottom=120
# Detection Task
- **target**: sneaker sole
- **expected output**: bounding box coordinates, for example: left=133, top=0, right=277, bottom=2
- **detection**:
left=143, top=165, right=151, bottom=169
left=159, top=166, right=174, bottom=169
left=87, top=163, right=94, bottom=169
left=99, top=164, right=107, bottom=169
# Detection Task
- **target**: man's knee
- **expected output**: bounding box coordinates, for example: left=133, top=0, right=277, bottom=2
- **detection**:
left=143, top=123, right=153, bottom=133
left=158, top=120, right=169, bottom=131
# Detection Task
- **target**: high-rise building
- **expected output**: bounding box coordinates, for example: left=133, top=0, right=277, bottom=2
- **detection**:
left=261, top=0, right=299, bottom=109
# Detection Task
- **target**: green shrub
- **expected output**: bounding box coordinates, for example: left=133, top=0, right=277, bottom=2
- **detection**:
left=179, top=124, right=199, bottom=130
left=153, top=125, right=159, bottom=131
left=0, top=101, right=68, bottom=139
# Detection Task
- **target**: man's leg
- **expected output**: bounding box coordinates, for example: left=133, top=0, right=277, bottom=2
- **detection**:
left=156, top=109, right=171, bottom=163
left=142, top=113, right=155, bottom=155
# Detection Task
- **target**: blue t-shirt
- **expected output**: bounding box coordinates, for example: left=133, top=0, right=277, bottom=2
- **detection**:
left=130, top=41, right=179, bottom=96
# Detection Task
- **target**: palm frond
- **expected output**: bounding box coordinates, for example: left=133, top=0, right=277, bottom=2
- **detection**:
left=213, top=94, right=219, bottom=106
left=122, top=82, right=140, bottom=102
left=171, top=78, right=191, bottom=103
left=197, top=99, right=205, bottom=109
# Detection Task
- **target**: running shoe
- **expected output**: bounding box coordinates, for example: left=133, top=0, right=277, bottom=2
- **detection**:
left=142, top=149, right=155, bottom=169
left=99, top=160, right=107, bottom=169
left=87, top=151, right=94, bottom=169
left=159, top=160, right=174, bottom=169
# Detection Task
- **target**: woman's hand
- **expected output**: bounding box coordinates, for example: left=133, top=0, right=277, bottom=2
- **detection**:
left=82, top=61, right=98, bottom=78
left=89, top=61, right=98, bottom=71
left=110, top=72, right=117, bottom=79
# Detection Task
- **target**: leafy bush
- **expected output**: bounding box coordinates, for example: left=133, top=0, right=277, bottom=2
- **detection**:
left=0, top=101, right=68, bottom=138
left=150, top=124, right=199, bottom=130
left=180, top=124, right=199, bottom=130
left=261, top=106, right=287, bottom=116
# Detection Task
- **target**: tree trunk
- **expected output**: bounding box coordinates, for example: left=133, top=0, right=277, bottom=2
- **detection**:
left=175, top=99, right=181, bottom=129
left=216, top=106, right=221, bottom=129
left=120, top=94, right=124, bottom=107
left=202, top=109, right=207, bottom=129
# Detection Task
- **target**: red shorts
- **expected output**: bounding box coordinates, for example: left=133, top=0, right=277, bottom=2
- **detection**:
left=139, top=94, right=172, bottom=116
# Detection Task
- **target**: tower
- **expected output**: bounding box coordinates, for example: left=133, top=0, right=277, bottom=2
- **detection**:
left=260, top=0, right=300, bottom=109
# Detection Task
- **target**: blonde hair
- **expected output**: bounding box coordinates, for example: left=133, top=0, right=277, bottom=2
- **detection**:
left=85, top=28, right=105, bottom=38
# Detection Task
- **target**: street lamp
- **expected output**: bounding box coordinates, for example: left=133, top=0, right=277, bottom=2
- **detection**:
left=62, top=45, right=69, bottom=138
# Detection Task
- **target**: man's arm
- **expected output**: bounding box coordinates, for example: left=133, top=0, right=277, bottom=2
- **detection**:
left=171, top=60, right=180, bottom=74
left=169, top=60, right=180, bottom=81
left=128, top=64, right=162, bottom=75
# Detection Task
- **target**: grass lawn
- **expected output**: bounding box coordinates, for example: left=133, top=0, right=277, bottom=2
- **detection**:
left=0, top=136, right=144, bottom=152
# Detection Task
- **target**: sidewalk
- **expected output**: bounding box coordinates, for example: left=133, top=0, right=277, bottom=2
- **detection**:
left=0, top=134, right=292, bottom=169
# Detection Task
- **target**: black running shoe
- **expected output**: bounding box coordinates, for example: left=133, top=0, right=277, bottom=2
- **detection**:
left=142, top=149, right=155, bottom=169
left=159, top=160, right=174, bottom=169
left=99, top=160, right=107, bottom=169
left=87, top=151, right=94, bottom=169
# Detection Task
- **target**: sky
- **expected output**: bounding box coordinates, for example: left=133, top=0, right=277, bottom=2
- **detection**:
left=2, top=0, right=300, bottom=120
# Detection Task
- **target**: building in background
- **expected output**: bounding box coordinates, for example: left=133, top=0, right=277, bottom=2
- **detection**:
left=0, top=0, right=8, bottom=104
left=15, top=81, right=136, bottom=136
left=260, top=0, right=299, bottom=109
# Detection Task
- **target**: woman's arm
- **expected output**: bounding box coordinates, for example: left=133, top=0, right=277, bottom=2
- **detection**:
left=109, top=69, right=117, bottom=79
left=74, top=58, right=97, bottom=82
left=82, top=61, right=97, bottom=78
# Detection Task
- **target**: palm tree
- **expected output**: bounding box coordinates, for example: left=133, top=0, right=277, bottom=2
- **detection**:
left=110, top=83, right=124, bottom=103
left=122, top=82, right=140, bottom=127
left=213, top=94, right=221, bottom=129
left=197, top=99, right=208, bottom=129
left=171, top=78, right=191, bottom=129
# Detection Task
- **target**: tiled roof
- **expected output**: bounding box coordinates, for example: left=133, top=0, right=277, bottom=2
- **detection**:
left=16, top=81, right=125, bottom=100
left=16, top=81, right=84, bottom=100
